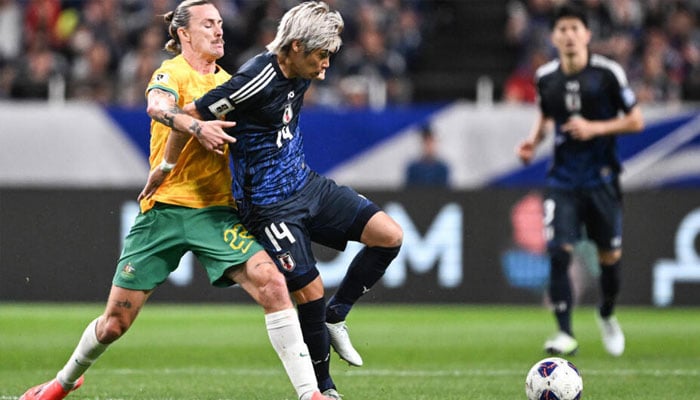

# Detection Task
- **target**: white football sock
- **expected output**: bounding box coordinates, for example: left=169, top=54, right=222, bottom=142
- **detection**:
left=265, top=308, right=318, bottom=400
left=56, top=317, right=108, bottom=388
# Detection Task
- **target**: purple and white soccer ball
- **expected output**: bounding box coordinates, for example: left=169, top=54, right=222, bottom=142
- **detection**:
left=525, top=357, right=583, bottom=400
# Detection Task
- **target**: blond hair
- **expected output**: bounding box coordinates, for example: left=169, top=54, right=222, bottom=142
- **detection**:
left=266, top=1, right=344, bottom=55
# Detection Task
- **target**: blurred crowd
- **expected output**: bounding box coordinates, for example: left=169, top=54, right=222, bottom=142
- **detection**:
left=5, top=0, right=697, bottom=108
left=0, top=0, right=425, bottom=108
left=503, top=0, right=700, bottom=105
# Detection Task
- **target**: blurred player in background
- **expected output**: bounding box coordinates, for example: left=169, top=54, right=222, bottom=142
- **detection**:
left=140, top=2, right=403, bottom=397
left=516, top=3, right=644, bottom=357
left=19, top=2, right=331, bottom=400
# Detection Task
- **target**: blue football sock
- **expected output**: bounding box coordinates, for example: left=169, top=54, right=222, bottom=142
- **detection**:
left=326, top=245, right=400, bottom=323
left=297, top=298, right=335, bottom=392
left=599, top=260, right=621, bottom=318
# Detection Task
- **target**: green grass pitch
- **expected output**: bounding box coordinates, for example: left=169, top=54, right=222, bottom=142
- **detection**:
left=1, top=303, right=698, bottom=399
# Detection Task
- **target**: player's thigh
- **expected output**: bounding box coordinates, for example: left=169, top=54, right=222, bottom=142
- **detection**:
left=310, top=181, right=382, bottom=249
left=585, top=184, right=623, bottom=251
left=188, top=206, right=265, bottom=288
left=259, top=218, right=319, bottom=292
left=545, top=188, right=582, bottom=248
left=113, top=205, right=188, bottom=290
left=361, top=211, right=403, bottom=247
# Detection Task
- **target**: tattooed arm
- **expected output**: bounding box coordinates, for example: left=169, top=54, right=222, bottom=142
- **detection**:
left=138, top=88, right=236, bottom=201
left=146, top=88, right=236, bottom=155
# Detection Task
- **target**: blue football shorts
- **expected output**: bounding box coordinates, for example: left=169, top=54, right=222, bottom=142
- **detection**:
left=544, top=181, right=623, bottom=251
left=238, top=171, right=381, bottom=291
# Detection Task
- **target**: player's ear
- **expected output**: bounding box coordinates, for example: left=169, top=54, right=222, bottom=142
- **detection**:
left=291, top=40, right=303, bottom=53
left=178, top=27, right=190, bottom=42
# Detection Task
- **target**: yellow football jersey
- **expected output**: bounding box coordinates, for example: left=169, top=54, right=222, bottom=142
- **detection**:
left=141, top=55, right=233, bottom=212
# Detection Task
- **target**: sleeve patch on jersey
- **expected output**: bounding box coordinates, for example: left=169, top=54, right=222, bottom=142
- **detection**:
left=208, top=98, right=235, bottom=118
left=154, top=73, right=169, bottom=84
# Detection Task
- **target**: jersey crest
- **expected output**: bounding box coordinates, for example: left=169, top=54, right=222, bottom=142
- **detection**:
left=283, top=102, right=293, bottom=124
left=154, top=73, right=169, bottom=83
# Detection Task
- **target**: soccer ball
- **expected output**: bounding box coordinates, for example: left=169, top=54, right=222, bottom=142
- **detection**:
left=525, top=357, right=583, bottom=400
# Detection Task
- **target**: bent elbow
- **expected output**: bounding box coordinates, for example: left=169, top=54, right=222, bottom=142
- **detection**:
left=145, top=103, right=163, bottom=120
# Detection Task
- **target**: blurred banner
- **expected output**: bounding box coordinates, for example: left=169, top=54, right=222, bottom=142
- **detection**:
left=2, top=102, right=699, bottom=305
left=2, top=102, right=700, bottom=190
left=1, top=188, right=698, bottom=306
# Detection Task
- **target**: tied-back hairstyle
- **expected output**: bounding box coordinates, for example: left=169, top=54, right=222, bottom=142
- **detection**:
left=163, top=0, right=212, bottom=54
left=266, top=1, right=344, bottom=55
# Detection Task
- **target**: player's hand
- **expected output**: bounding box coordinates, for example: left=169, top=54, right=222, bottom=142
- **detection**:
left=196, top=120, right=237, bottom=155
left=516, top=140, right=536, bottom=165
left=562, top=116, right=598, bottom=141
left=137, top=168, right=168, bottom=201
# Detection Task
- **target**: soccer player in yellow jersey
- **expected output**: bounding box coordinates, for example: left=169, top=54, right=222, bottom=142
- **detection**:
left=19, top=2, right=331, bottom=400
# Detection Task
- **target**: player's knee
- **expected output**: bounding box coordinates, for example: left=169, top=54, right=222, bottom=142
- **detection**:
left=548, top=245, right=572, bottom=270
left=362, top=211, right=403, bottom=247
left=264, top=271, right=289, bottom=298
left=599, top=249, right=621, bottom=265
left=388, top=223, right=404, bottom=247
left=375, top=216, right=403, bottom=248
left=258, top=270, right=293, bottom=310
left=97, top=315, right=132, bottom=344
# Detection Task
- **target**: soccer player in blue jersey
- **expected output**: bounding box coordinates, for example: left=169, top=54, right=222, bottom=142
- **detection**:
left=158, top=1, right=403, bottom=397
left=516, top=3, right=644, bottom=357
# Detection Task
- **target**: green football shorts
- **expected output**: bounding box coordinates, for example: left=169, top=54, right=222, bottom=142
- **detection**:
left=113, top=203, right=264, bottom=290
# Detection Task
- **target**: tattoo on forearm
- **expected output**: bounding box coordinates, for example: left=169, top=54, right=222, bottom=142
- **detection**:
left=161, top=112, right=175, bottom=128
left=189, top=120, right=202, bottom=137
left=155, top=106, right=185, bottom=129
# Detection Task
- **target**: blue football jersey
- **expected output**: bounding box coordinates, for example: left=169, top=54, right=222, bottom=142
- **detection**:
left=195, top=52, right=312, bottom=205
left=535, top=54, right=637, bottom=189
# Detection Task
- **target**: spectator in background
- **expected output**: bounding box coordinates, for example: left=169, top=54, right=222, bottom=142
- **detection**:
left=405, top=124, right=451, bottom=187
left=633, top=45, right=682, bottom=104
left=235, top=18, right=277, bottom=69
left=505, top=0, right=559, bottom=68
left=10, top=31, right=67, bottom=99
left=503, top=47, right=548, bottom=103
left=339, top=27, right=409, bottom=107
left=0, top=0, right=22, bottom=98
left=665, top=3, right=700, bottom=98
left=0, top=0, right=21, bottom=63
left=3, top=0, right=426, bottom=106
left=23, top=0, right=62, bottom=50
left=505, top=0, right=700, bottom=104
left=117, top=24, right=169, bottom=106
left=69, top=39, right=113, bottom=104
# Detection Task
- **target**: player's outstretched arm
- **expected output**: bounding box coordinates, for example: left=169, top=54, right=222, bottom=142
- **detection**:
left=146, top=88, right=236, bottom=155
